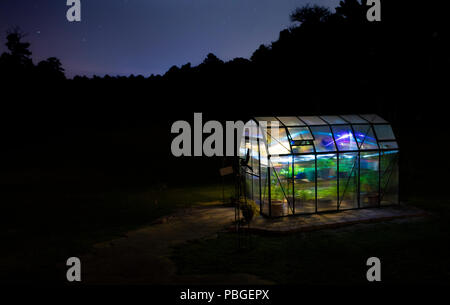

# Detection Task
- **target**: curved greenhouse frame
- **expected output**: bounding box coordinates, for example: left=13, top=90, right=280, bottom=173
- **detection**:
left=240, top=114, right=399, bottom=217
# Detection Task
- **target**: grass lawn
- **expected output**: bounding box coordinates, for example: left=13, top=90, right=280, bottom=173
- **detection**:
left=0, top=178, right=234, bottom=282
left=171, top=196, right=450, bottom=284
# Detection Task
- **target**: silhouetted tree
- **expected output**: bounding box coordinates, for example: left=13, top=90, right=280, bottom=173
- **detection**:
left=180, top=62, right=191, bottom=72
left=36, top=57, right=66, bottom=80
left=0, top=27, right=68, bottom=82
left=5, top=28, right=32, bottom=64
left=201, top=53, right=224, bottom=66
left=0, top=27, right=34, bottom=79
left=250, top=44, right=271, bottom=63
left=226, top=57, right=251, bottom=66
left=164, top=65, right=181, bottom=80
left=290, top=4, right=332, bottom=26
left=197, top=53, right=224, bottom=80
left=335, top=0, right=367, bottom=24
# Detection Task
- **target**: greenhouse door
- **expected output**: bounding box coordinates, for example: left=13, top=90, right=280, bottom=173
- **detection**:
left=293, top=155, right=316, bottom=214
left=317, top=154, right=338, bottom=212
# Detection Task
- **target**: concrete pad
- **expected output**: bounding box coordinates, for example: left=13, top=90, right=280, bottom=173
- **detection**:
left=246, top=205, right=427, bottom=234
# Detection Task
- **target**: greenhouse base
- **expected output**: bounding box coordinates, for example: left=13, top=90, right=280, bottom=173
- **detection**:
left=246, top=205, right=426, bottom=234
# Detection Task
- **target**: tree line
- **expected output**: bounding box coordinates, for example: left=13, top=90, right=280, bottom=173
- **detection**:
left=0, top=27, right=65, bottom=82
left=0, top=0, right=448, bottom=121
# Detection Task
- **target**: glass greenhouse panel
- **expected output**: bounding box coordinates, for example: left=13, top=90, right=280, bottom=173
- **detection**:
left=292, top=145, right=315, bottom=154
left=239, top=135, right=252, bottom=160
left=294, top=155, right=316, bottom=214
left=288, top=127, right=314, bottom=153
left=321, top=115, right=346, bottom=125
left=379, top=141, right=398, bottom=149
left=299, top=116, right=326, bottom=125
left=317, top=154, right=338, bottom=212
left=380, top=150, right=399, bottom=205
left=259, top=138, right=269, bottom=215
left=250, top=136, right=259, bottom=175
left=374, top=124, right=396, bottom=140
left=255, top=117, right=278, bottom=124
left=240, top=121, right=259, bottom=159
left=242, top=120, right=260, bottom=138
left=332, top=125, right=358, bottom=151
left=352, top=125, right=378, bottom=150
left=267, top=127, right=291, bottom=155
left=245, top=172, right=253, bottom=200
left=338, top=153, right=359, bottom=210
left=360, top=114, right=387, bottom=123
left=270, top=156, right=293, bottom=216
left=278, top=116, right=304, bottom=126
left=259, top=136, right=269, bottom=167
left=271, top=156, right=293, bottom=200
left=360, top=151, right=380, bottom=207
left=252, top=174, right=260, bottom=204
left=340, top=114, right=367, bottom=124
left=288, top=127, right=313, bottom=140
left=269, top=176, right=287, bottom=216
left=310, top=126, right=337, bottom=152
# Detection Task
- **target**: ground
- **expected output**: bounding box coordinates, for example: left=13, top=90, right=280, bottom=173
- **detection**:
left=0, top=182, right=234, bottom=282
left=81, top=204, right=271, bottom=284
left=172, top=198, right=450, bottom=284
left=2, top=180, right=450, bottom=284
left=81, top=202, right=431, bottom=284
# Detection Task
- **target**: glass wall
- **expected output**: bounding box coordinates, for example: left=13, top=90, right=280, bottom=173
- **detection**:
left=294, top=155, right=316, bottom=214
left=239, top=120, right=263, bottom=210
left=270, top=156, right=293, bottom=216
left=252, top=174, right=260, bottom=205
left=338, top=153, right=359, bottom=210
left=332, top=125, right=358, bottom=151
left=360, top=151, right=380, bottom=207
left=259, top=137, right=269, bottom=215
left=266, top=126, right=290, bottom=155
left=250, top=133, right=259, bottom=176
left=380, top=150, right=399, bottom=205
left=310, top=126, right=336, bottom=152
left=374, top=124, right=395, bottom=140
left=353, top=125, right=378, bottom=150
left=317, top=154, right=338, bottom=212
left=245, top=172, right=253, bottom=200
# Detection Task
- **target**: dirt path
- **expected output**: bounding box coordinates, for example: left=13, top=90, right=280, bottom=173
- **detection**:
left=81, top=204, right=273, bottom=284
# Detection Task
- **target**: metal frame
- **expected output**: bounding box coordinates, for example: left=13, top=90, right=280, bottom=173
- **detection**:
left=245, top=114, right=399, bottom=218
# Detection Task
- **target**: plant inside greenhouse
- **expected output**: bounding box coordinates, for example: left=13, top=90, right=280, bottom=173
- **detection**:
left=240, top=115, right=399, bottom=217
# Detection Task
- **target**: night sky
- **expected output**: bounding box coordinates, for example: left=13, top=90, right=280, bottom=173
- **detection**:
left=0, top=0, right=338, bottom=78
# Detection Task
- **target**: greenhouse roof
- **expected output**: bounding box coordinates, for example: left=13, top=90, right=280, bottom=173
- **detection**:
left=254, top=114, right=388, bottom=126
left=250, top=114, right=398, bottom=155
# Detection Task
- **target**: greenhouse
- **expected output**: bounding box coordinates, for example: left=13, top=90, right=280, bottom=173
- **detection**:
left=240, top=114, right=399, bottom=217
